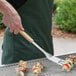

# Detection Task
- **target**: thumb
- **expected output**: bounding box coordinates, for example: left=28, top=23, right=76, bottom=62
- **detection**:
left=19, top=25, right=24, bottom=31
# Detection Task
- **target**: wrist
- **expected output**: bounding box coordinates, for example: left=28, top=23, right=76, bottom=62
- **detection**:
left=0, top=0, right=18, bottom=15
left=0, top=0, right=10, bottom=14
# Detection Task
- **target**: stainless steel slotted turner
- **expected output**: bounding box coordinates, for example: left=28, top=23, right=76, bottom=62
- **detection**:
left=19, top=30, right=66, bottom=66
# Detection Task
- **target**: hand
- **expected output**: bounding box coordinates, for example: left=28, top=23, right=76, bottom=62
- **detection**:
left=0, top=0, right=24, bottom=34
left=3, top=11, right=24, bottom=34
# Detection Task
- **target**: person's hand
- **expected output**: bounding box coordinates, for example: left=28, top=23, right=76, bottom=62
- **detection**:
left=0, top=0, right=24, bottom=34
left=3, top=11, right=24, bottom=34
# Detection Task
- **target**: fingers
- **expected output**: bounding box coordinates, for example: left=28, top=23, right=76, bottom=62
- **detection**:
left=14, top=28, right=19, bottom=35
left=9, top=24, right=24, bottom=35
left=10, top=25, right=19, bottom=34
left=20, top=27, right=24, bottom=31
left=14, top=25, right=24, bottom=35
left=10, top=25, right=14, bottom=33
left=19, top=24, right=24, bottom=31
left=10, top=16, right=24, bottom=34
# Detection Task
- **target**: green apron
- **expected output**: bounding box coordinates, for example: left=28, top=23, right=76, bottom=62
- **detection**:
left=2, top=0, right=54, bottom=64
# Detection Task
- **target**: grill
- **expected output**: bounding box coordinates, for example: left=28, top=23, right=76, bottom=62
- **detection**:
left=0, top=54, right=76, bottom=76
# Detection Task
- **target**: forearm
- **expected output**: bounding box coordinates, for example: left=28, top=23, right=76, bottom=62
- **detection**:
left=0, top=0, right=23, bottom=34
left=0, top=0, right=18, bottom=15
left=0, top=0, right=6, bottom=13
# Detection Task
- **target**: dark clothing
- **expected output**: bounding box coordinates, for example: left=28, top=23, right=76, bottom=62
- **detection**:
left=2, top=0, right=54, bottom=64
left=7, top=0, right=27, bottom=9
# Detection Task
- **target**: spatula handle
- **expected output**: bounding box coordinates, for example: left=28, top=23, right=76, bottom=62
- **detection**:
left=19, top=30, right=34, bottom=43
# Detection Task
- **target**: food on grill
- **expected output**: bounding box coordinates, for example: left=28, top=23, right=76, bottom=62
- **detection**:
left=33, top=67, right=41, bottom=74
left=18, top=60, right=27, bottom=70
left=32, top=62, right=43, bottom=74
left=16, top=66, right=27, bottom=72
left=16, top=60, right=27, bottom=76
left=62, top=61, right=73, bottom=71
left=62, top=55, right=76, bottom=71
left=17, top=60, right=27, bottom=72
left=69, top=55, right=76, bottom=64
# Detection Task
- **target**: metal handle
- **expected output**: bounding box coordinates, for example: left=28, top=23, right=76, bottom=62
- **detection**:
left=19, top=30, right=66, bottom=66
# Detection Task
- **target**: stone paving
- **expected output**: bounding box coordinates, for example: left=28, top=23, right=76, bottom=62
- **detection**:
left=0, top=37, right=76, bottom=65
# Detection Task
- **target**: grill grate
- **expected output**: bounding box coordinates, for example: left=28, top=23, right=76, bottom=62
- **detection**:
left=0, top=54, right=76, bottom=76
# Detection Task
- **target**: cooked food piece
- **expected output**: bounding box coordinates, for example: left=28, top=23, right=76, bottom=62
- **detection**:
left=16, top=60, right=27, bottom=76
left=18, top=60, right=27, bottom=68
left=33, top=67, right=41, bottom=74
left=62, top=63, right=73, bottom=71
left=32, top=62, right=43, bottom=74
left=62, top=55, right=76, bottom=71
left=17, top=60, right=27, bottom=72
left=16, top=67, right=27, bottom=72
left=69, top=55, right=76, bottom=64
left=62, top=63, right=71, bottom=71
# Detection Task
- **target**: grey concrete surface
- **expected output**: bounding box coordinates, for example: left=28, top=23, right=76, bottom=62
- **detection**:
left=53, top=38, right=76, bottom=56
left=0, top=37, right=76, bottom=65
left=0, top=37, right=3, bottom=65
